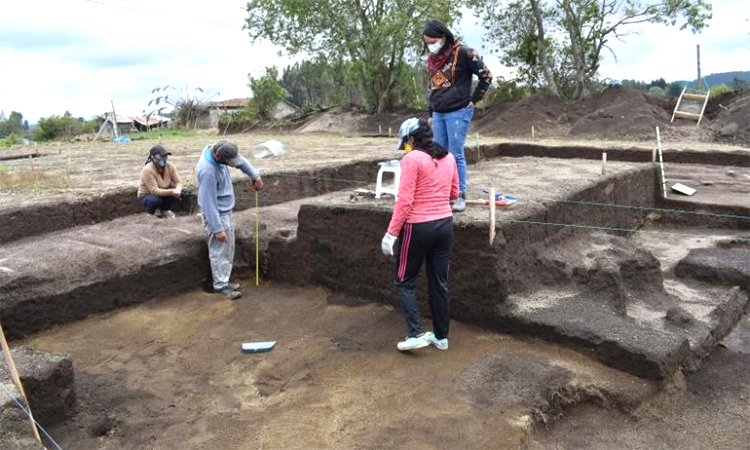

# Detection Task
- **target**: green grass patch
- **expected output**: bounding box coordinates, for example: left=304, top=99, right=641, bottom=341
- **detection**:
left=129, top=129, right=197, bottom=141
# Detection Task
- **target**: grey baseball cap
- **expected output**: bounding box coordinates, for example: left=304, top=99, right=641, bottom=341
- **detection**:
left=214, top=141, right=242, bottom=167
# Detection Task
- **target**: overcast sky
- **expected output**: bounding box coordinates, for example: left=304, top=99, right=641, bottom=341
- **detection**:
left=1, top=0, right=747, bottom=123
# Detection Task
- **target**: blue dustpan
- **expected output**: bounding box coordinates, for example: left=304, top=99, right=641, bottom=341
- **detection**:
left=481, top=188, right=518, bottom=204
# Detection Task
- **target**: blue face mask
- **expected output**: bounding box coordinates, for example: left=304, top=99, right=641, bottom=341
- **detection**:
left=157, top=158, right=167, bottom=167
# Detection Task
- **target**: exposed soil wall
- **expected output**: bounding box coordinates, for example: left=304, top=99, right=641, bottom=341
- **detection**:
left=0, top=190, right=144, bottom=245
left=267, top=166, right=657, bottom=318
left=0, top=160, right=382, bottom=245
left=1, top=247, right=209, bottom=339
left=473, top=143, right=750, bottom=167
left=4, top=144, right=743, bottom=245
left=657, top=198, right=750, bottom=230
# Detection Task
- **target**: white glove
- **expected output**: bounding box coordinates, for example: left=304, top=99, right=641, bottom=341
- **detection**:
left=381, top=233, right=398, bottom=256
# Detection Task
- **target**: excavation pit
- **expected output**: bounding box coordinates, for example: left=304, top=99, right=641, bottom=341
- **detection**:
left=1, top=141, right=748, bottom=449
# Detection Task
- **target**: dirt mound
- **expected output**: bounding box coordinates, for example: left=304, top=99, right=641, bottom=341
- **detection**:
left=290, top=87, right=750, bottom=146
left=473, top=88, right=675, bottom=141
left=473, top=92, right=570, bottom=138
left=567, top=87, right=673, bottom=140
left=296, top=106, right=422, bottom=135
left=707, top=88, right=750, bottom=145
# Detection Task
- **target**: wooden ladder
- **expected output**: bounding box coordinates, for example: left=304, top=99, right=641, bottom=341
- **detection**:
left=671, top=86, right=710, bottom=126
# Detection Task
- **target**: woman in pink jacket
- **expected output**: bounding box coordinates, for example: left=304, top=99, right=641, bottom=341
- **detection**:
left=381, top=118, right=460, bottom=352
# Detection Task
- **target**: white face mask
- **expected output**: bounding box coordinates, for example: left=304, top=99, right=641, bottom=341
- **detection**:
left=427, top=41, right=444, bottom=54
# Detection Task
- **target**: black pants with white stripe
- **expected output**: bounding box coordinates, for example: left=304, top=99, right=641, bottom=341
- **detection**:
left=394, top=217, right=453, bottom=339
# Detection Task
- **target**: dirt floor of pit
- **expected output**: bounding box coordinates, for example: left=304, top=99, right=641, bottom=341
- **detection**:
left=527, top=314, right=750, bottom=450
left=17, top=282, right=661, bottom=450
left=521, top=226, right=750, bottom=450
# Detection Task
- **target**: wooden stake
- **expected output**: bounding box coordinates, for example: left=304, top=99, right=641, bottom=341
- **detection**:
left=531, top=125, right=535, bottom=139
left=489, top=188, right=496, bottom=246
left=388, top=127, right=392, bottom=137
left=601, top=152, right=607, bottom=175
left=0, top=323, right=46, bottom=447
left=652, top=147, right=657, bottom=163
left=255, top=191, right=260, bottom=287
left=656, top=126, right=667, bottom=198
left=29, top=154, right=35, bottom=172
left=379, top=125, right=382, bottom=136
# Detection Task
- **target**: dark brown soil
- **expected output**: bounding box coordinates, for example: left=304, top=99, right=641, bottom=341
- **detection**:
left=707, top=88, right=750, bottom=145
left=21, top=284, right=654, bottom=450
left=470, top=87, right=750, bottom=145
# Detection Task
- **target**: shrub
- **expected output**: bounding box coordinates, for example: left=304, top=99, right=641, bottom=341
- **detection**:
left=0, top=133, right=23, bottom=148
left=709, top=84, right=732, bottom=97
left=647, top=86, right=666, bottom=97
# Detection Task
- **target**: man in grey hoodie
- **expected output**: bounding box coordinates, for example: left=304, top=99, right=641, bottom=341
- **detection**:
left=196, top=140, right=263, bottom=299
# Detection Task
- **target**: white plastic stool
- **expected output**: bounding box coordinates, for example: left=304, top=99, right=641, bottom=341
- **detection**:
left=375, top=160, right=401, bottom=200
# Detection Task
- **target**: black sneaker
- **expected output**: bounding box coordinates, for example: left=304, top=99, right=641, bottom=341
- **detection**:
left=215, top=287, right=242, bottom=300
left=228, top=282, right=240, bottom=291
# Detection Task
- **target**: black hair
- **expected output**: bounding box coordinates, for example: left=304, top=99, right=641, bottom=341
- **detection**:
left=410, top=118, right=448, bottom=159
left=422, top=19, right=456, bottom=55
left=145, top=144, right=167, bottom=166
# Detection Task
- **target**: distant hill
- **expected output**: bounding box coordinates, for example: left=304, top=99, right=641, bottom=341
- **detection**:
left=676, top=71, right=750, bottom=88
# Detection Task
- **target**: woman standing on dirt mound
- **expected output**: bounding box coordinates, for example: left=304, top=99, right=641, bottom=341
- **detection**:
left=137, top=144, right=183, bottom=219
left=423, top=19, right=493, bottom=212
left=381, top=117, right=459, bottom=352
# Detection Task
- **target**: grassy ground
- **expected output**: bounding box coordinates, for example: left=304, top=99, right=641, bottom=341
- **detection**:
left=0, top=132, right=398, bottom=207
left=0, top=131, right=746, bottom=207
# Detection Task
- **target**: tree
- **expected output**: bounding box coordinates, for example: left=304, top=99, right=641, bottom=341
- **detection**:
left=470, top=0, right=712, bottom=99
left=33, top=111, right=85, bottom=141
left=244, top=0, right=461, bottom=113
left=248, top=67, right=288, bottom=120
left=666, top=80, right=684, bottom=97
left=281, top=57, right=363, bottom=109
left=148, top=85, right=219, bottom=129
left=0, top=111, right=26, bottom=138
left=730, top=76, right=748, bottom=90
left=649, top=78, right=667, bottom=90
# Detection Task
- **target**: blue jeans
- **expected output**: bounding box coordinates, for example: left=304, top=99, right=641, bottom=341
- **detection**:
left=140, top=195, right=175, bottom=214
left=432, top=105, right=474, bottom=194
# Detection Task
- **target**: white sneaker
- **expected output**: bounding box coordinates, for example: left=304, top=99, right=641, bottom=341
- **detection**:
left=423, top=332, right=449, bottom=350
left=397, top=335, right=430, bottom=351
left=163, top=210, right=176, bottom=219
left=452, top=196, right=466, bottom=212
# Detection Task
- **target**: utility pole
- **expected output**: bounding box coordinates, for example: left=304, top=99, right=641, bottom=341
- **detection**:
left=110, top=100, right=119, bottom=137
left=696, top=44, right=702, bottom=91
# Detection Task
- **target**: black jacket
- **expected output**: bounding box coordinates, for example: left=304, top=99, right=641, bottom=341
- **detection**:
left=428, top=45, right=493, bottom=115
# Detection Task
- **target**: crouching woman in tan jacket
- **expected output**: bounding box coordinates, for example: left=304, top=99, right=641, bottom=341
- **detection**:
left=137, top=145, right=183, bottom=218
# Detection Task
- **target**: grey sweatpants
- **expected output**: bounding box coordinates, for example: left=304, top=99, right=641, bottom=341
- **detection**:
left=202, top=212, right=235, bottom=291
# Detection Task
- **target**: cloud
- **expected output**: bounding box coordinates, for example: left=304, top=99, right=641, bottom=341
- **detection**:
left=1, top=0, right=746, bottom=123
left=64, top=51, right=162, bottom=70
left=0, top=28, right=90, bottom=51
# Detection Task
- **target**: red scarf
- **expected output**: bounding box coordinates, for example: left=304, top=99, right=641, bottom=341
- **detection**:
left=427, top=43, right=459, bottom=73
